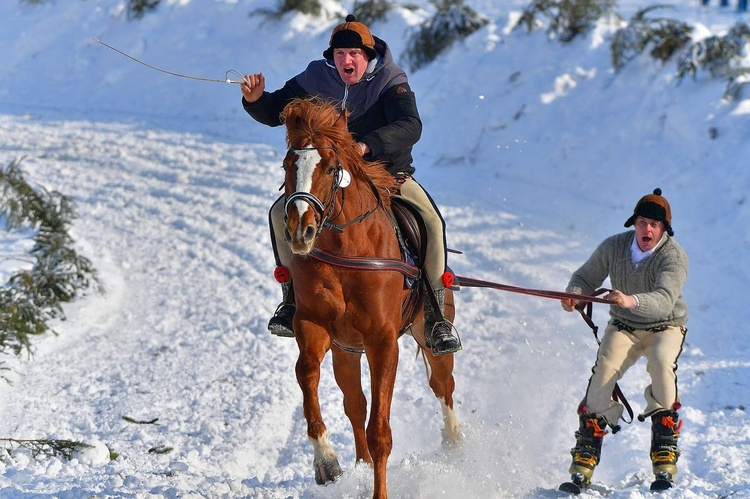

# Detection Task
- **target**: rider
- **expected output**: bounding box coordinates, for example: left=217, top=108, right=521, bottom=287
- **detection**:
left=240, top=14, right=461, bottom=355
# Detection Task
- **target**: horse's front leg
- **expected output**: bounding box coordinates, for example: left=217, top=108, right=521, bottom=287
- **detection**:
left=365, top=336, right=399, bottom=499
left=332, top=347, right=372, bottom=465
left=295, top=325, right=342, bottom=485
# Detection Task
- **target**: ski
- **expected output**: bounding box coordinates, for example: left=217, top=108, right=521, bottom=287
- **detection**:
left=650, top=478, right=674, bottom=492
left=649, top=471, right=674, bottom=492
left=559, top=473, right=588, bottom=495
left=558, top=481, right=585, bottom=495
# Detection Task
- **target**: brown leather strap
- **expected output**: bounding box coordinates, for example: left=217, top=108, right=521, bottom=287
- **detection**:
left=309, top=249, right=420, bottom=279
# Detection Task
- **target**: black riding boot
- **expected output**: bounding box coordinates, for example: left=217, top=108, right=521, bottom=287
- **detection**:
left=650, top=409, right=681, bottom=481
left=268, top=281, right=295, bottom=337
left=424, top=288, right=461, bottom=355
left=567, top=413, right=609, bottom=487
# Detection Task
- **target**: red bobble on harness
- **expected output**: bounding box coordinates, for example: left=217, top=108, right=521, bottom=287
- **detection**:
left=273, top=266, right=291, bottom=283
left=442, top=270, right=455, bottom=288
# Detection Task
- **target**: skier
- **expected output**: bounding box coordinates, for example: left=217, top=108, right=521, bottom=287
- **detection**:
left=558, top=188, right=689, bottom=494
left=239, top=14, right=461, bottom=355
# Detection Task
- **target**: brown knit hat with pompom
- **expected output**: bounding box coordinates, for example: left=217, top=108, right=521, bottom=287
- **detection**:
left=624, top=188, right=674, bottom=236
left=323, top=14, right=377, bottom=60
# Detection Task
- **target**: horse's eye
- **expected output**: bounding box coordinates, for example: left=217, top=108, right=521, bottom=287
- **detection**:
left=326, top=167, right=335, bottom=174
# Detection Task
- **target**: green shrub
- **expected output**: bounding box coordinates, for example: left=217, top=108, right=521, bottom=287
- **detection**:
left=352, top=0, right=395, bottom=26
left=251, top=0, right=326, bottom=20
left=403, top=0, right=489, bottom=71
left=127, top=0, right=161, bottom=20
left=611, top=6, right=692, bottom=71
left=514, top=0, right=617, bottom=43
left=677, top=22, right=750, bottom=81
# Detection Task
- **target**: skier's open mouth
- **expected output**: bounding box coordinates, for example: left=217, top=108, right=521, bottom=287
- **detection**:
left=642, top=236, right=652, bottom=245
left=343, top=67, right=354, bottom=75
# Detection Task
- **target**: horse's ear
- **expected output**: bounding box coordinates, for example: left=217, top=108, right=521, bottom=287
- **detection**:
left=333, top=109, right=348, bottom=130
left=281, top=105, right=303, bottom=135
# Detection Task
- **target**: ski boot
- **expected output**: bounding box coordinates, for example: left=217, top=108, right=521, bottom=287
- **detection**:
left=424, top=288, right=461, bottom=355
left=649, top=409, right=682, bottom=491
left=560, top=413, right=609, bottom=494
left=268, top=281, right=295, bottom=337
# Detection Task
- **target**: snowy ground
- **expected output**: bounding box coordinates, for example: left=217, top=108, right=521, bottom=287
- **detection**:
left=1, top=0, right=750, bottom=497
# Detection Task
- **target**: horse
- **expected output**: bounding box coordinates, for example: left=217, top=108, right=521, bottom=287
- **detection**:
left=278, top=97, right=460, bottom=499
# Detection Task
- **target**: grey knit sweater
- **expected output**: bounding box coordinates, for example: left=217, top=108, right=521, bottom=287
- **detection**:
left=566, top=231, right=689, bottom=330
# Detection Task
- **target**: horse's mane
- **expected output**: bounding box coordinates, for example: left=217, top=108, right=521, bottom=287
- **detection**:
left=281, top=97, right=396, bottom=204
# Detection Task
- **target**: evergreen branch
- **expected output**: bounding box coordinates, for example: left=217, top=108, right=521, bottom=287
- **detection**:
left=0, top=158, right=103, bottom=370
left=0, top=437, right=93, bottom=460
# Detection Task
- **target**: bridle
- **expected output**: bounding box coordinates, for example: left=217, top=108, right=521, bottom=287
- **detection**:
left=283, top=146, right=381, bottom=236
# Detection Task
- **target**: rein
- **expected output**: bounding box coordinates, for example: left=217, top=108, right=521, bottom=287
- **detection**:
left=93, top=37, right=246, bottom=85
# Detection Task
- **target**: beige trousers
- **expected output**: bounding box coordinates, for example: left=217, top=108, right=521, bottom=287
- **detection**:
left=583, top=324, right=686, bottom=426
left=269, top=177, right=448, bottom=290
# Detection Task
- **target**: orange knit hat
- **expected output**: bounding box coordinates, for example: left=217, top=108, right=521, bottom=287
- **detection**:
left=323, top=15, right=377, bottom=60
left=624, top=188, right=674, bottom=236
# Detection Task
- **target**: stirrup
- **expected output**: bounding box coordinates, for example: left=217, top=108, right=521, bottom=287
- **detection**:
left=268, top=303, right=295, bottom=338
left=425, top=320, right=462, bottom=355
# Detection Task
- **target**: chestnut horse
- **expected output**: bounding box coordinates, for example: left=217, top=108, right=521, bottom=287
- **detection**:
left=279, top=97, right=459, bottom=499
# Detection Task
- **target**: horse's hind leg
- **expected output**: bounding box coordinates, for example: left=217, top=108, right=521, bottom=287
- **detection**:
left=427, top=353, right=460, bottom=444
left=296, top=336, right=343, bottom=484
left=332, top=348, right=372, bottom=465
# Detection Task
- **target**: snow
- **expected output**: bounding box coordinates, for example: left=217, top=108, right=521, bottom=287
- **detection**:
left=1, top=0, right=749, bottom=497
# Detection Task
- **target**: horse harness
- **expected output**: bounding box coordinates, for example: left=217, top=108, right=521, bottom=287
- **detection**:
left=283, top=146, right=444, bottom=352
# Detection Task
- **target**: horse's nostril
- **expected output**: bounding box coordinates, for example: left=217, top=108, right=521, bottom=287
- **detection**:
left=303, top=225, right=316, bottom=242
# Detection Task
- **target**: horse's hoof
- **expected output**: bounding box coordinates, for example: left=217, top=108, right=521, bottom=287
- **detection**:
left=441, top=425, right=462, bottom=446
left=314, top=456, right=343, bottom=485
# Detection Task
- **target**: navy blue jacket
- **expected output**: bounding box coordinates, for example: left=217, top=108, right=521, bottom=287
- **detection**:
left=243, top=37, right=421, bottom=176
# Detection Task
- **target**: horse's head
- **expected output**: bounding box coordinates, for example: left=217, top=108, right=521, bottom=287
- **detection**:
left=280, top=98, right=353, bottom=255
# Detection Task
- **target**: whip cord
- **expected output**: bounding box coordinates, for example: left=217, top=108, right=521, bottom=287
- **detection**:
left=92, top=37, right=245, bottom=85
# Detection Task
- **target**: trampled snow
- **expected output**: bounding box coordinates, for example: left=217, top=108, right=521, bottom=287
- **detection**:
left=1, top=0, right=749, bottom=497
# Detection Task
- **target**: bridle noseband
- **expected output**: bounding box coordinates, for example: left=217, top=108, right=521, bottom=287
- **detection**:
left=284, top=146, right=381, bottom=236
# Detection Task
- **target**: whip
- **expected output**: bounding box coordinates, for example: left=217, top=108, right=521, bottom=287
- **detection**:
left=92, top=37, right=246, bottom=85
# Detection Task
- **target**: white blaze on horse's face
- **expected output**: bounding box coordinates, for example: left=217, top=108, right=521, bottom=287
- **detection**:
left=292, top=147, right=322, bottom=219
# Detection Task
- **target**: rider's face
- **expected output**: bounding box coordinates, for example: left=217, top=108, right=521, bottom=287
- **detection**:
left=333, top=48, right=370, bottom=84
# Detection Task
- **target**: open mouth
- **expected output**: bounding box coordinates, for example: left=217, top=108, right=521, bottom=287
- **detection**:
left=642, top=236, right=652, bottom=245
left=343, top=67, right=354, bottom=75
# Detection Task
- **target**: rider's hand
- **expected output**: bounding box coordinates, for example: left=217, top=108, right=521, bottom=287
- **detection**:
left=241, top=73, right=266, bottom=103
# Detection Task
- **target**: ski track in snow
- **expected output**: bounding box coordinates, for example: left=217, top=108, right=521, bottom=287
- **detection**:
left=1, top=0, right=750, bottom=497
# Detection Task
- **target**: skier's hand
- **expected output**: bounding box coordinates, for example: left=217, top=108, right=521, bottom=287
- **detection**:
left=604, top=290, right=637, bottom=310
left=561, top=297, right=579, bottom=312
left=241, top=73, right=265, bottom=103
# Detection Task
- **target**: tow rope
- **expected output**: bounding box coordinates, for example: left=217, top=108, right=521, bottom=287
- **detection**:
left=455, top=275, right=634, bottom=424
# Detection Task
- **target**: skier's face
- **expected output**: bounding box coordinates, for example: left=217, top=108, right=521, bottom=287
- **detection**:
left=333, top=48, right=369, bottom=84
left=634, top=216, right=666, bottom=251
